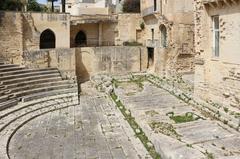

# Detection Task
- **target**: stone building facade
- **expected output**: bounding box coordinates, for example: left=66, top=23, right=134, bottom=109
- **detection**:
left=64, top=0, right=114, bottom=15
left=141, top=0, right=195, bottom=75
left=0, top=12, right=70, bottom=64
left=194, top=0, right=240, bottom=126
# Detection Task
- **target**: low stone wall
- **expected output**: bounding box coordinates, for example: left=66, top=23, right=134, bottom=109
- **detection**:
left=75, top=46, right=147, bottom=82
left=23, top=48, right=76, bottom=80
left=22, top=46, right=148, bottom=82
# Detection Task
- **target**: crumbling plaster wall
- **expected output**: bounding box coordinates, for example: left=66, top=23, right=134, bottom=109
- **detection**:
left=141, top=0, right=195, bottom=75
left=194, top=1, right=240, bottom=110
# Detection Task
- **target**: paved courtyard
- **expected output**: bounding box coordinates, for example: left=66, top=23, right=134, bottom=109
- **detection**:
left=7, top=82, right=150, bottom=159
left=1, top=78, right=240, bottom=159
left=115, top=80, right=240, bottom=159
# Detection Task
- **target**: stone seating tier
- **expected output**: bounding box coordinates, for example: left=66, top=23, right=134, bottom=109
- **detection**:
left=0, top=60, right=78, bottom=112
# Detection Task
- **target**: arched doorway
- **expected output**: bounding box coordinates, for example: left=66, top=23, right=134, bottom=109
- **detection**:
left=160, top=25, right=167, bottom=48
left=75, top=31, right=87, bottom=47
left=40, top=29, right=56, bottom=49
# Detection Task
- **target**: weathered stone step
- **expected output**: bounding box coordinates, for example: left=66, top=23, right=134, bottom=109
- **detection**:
left=0, top=69, right=60, bottom=81
left=0, top=81, right=73, bottom=102
left=8, top=80, right=75, bottom=95
left=0, top=64, right=19, bottom=69
left=0, top=101, right=79, bottom=158
left=0, top=97, right=78, bottom=130
left=15, top=83, right=76, bottom=99
left=0, top=93, right=78, bottom=117
left=0, top=67, right=58, bottom=76
left=0, top=95, right=12, bottom=103
left=3, top=77, right=63, bottom=89
left=0, top=99, right=18, bottom=111
left=22, top=88, right=78, bottom=102
left=0, top=66, right=25, bottom=73
left=2, top=73, right=61, bottom=85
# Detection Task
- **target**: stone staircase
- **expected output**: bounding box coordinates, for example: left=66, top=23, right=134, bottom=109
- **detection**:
left=0, top=59, right=78, bottom=111
left=0, top=58, right=79, bottom=158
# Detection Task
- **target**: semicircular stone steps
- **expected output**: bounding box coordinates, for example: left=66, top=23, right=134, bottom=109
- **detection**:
left=0, top=93, right=79, bottom=159
left=0, top=84, right=77, bottom=105
left=0, top=59, right=79, bottom=158
left=0, top=60, right=79, bottom=113
left=0, top=69, right=60, bottom=81
left=0, top=64, right=19, bottom=69
left=0, top=66, right=25, bottom=73
left=0, top=68, right=58, bottom=77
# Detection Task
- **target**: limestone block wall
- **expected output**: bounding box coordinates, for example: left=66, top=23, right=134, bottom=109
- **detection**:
left=22, top=48, right=76, bottom=79
left=0, top=12, right=71, bottom=64
left=70, top=22, right=117, bottom=47
left=142, top=15, right=195, bottom=75
left=116, top=14, right=143, bottom=45
left=21, top=46, right=148, bottom=82
left=194, top=1, right=240, bottom=112
left=75, top=46, right=147, bottom=82
left=70, top=23, right=99, bottom=47
left=102, top=22, right=117, bottom=45
left=0, top=12, right=23, bottom=64
left=22, top=12, right=70, bottom=50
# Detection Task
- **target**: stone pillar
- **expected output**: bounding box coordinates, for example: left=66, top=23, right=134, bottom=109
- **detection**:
left=99, top=22, right=103, bottom=46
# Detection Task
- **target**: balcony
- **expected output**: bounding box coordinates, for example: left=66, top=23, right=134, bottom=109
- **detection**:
left=202, top=0, right=240, bottom=8
left=146, top=39, right=159, bottom=48
left=142, top=6, right=160, bottom=17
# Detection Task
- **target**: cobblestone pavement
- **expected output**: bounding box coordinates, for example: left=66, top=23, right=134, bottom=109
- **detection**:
left=8, top=82, right=150, bottom=159
left=115, top=81, right=240, bottom=159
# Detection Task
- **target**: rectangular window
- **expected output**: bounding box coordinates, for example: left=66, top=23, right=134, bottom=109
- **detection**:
left=151, top=29, right=154, bottom=41
left=212, top=16, right=220, bottom=57
left=154, top=0, right=157, bottom=11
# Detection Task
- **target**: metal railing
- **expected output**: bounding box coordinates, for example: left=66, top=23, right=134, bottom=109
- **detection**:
left=142, top=6, right=159, bottom=17
left=145, top=39, right=160, bottom=48
left=75, top=39, right=115, bottom=47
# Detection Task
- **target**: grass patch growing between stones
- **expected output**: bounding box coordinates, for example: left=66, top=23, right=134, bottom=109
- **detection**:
left=145, top=110, right=159, bottom=117
left=149, top=121, right=181, bottom=139
left=110, top=92, right=161, bottom=159
left=169, top=112, right=202, bottom=124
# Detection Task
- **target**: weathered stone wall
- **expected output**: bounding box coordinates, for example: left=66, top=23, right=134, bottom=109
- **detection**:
left=115, top=14, right=143, bottom=45
left=141, top=0, right=195, bottom=75
left=0, top=12, right=71, bottom=64
left=75, top=46, right=147, bottom=82
left=22, top=12, right=70, bottom=50
left=0, top=12, right=23, bottom=64
left=70, top=22, right=117, bottom=47
left=21, top=46, right=147, bottom=82
left=22, top=48, right=76, bottom=79
left=70, top=23, right=99, bottom=47
left=194, top=1, right=240, bottom=124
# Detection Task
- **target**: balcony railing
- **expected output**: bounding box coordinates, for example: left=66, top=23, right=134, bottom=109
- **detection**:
left=142, top=6, right=159, bottom=17
left=146, top=39, right=159, bottom=48
left=75, top=39, right=115, bottom=47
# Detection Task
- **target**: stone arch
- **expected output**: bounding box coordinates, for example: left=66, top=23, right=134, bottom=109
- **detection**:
left=160, top=24, right=167, bottom=48
left=75, top=31, right=87, bottom=47
left=40, top=29, right=56, bottom=49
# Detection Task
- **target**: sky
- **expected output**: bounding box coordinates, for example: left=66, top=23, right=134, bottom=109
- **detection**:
left=37, top=0, right=60, bottom=5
